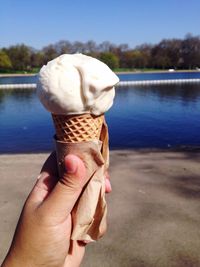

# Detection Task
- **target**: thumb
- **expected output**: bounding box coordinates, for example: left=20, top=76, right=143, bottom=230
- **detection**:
left=60, top=154, right=86, bottom=190
left=39, top=154, right=86, bottom=223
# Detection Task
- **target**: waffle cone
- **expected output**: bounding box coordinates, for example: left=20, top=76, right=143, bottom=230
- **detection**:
left=52, top=112, right=109, bottom=242
left=52, top=113, right=104, bottom=143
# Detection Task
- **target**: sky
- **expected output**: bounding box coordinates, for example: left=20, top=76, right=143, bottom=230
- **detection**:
left=1, top=0, right=200, bottom=49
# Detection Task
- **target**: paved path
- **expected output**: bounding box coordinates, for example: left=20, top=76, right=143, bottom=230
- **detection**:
left=0, top=150, right=200, bottom=267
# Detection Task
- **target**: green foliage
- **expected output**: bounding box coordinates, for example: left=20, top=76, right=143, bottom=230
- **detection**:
left=1, top=34, right=200, bottom=73
left=4, top=44, right=32, bottom=70
left=0, top=50, right=12, bottom=69
left=31, top=52, right=45, bottom=68
left=99, top=52, right=119, bottom=69
left=42, top=45, right=58, bottom=64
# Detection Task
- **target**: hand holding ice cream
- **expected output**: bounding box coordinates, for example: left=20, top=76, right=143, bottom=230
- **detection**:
left=37, top=53, right=119, bottom=242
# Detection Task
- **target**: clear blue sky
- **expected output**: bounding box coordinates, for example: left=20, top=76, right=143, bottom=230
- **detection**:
left=1, top=0, right=200, bottom=49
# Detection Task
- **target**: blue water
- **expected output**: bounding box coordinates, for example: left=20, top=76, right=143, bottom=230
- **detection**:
left=0, top=75, right=37, bottom=84
left=108, top=84, right=200, bottom=148
left=1, top=71, right=200, bottom=85
left=0, top=73, right=200, bottom=153
left=117, top=71, right=200, bottom=81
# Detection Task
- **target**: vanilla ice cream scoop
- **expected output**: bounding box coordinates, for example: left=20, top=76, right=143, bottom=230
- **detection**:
left=37, top=53, right=119, bottom=116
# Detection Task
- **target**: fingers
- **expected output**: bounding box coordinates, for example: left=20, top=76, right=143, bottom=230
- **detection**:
left=39, top=154, right=86, bottom=224
left=40, top=151, right=58, bottom=178
left=29, top=152, right=111, bottom=225
left=28, top=152, right=59, bottom=204
left=64, top=241, right=86, bottom=267
left=105, top=171, right=112, bottom=193
left=105, top=178, right=112, bottom=193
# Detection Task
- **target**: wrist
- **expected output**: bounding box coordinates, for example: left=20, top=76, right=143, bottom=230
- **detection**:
left=2, top=253, right=32, bottom=267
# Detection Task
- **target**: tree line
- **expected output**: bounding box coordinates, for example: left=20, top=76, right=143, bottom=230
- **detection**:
left=0, top=34, right=200, bottom=72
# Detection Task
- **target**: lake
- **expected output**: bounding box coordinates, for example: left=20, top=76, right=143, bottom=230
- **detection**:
left=1, top=71, right=200, bottom=84
left=0, top=72, right=200, bottom=153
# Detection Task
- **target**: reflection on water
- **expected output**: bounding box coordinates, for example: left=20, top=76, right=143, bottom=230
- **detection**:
left=0, top=75, right=37, bottom=84
left=108, top=83, right=200, bottom=149
left=0, top=89, right=35, bottom=111
left=0, top=84, right=200, bottom=153
left=117, top=71, right=200, bottom=81
left=0, top=89, right=54, bottom=153
left=116, top=83, right=200, bottom=106
left=0, top=88, right=34, bottom=101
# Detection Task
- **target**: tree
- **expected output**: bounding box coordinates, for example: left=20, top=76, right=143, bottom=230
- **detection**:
left=4, top=44, right=32, bottom=70
left=120, top=50, right=148, bottom=69
left=54, top=40, right=73, bottom=54
left=2, top=35, right=200, bottom=71
left=85, top=40, right=97, bottom=53
left=31, top=51, right=45, bottom=68
left=131, top=50, right=149, bottom=68
left=119, top=51, right=132, bottom=68
left=0, top=50, right=12, bottom=70
left=181, top=34, right=200, bottom=69
left=98, top=41, right=115, bottom=52
left=71, top=41, right=85, bottom=53
left=42, top=45, right=58, bottom=64
left=151, top=40, right=173, bottom=69
left=99, top=52, right=119, bottom=69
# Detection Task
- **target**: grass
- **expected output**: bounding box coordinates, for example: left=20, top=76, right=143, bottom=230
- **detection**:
left=0, top=68, right=40, bottom=74
left=114, top=68, right=200, bottom=73
left=114, top=68, right=165, bottom=73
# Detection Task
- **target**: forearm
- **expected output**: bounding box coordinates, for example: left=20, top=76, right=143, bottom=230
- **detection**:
left=2, top=256, right=28, bottom=267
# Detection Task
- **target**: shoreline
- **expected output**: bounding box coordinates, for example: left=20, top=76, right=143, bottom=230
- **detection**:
left=0, top=70, right=200, bottom=77
left=0, top=73, right=36, bottom=77
left=1, top=145, right=200, bottom=155
left=116, top=69, right=200, bottom=74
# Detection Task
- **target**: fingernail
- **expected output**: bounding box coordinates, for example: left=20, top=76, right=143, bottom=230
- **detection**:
left=82, top=240, right=91, bottom=244
left=105, top=178, right=112, bottom=193
left=37, top=174, right=42, bottom=180
left=65, top=155, right=78, bottom=174
left=36, top=173, right=48, bottom=181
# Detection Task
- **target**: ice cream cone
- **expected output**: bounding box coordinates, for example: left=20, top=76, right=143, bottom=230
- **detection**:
left=52, top=113, right=109, bottom=242
left=52, top=113, right=104, bottom=143
left=37, top=53, right=119, bottom=242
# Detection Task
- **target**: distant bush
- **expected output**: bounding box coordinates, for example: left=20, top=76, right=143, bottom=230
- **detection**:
left=1, top=34, right=200, bottom=73
left=99, top=52, right=119, bottom=69
left=0, top=50, right=12, bottom=70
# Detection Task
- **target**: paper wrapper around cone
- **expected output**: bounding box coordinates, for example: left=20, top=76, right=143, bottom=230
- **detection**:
left=52, top=113, right=109, bottom=242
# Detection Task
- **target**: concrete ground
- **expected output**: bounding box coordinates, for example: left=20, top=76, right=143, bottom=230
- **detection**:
left=0, top=150, right=200, bottom=267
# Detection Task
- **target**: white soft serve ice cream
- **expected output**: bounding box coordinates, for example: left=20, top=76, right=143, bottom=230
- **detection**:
left=37, top=53, right=119, bottom=116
